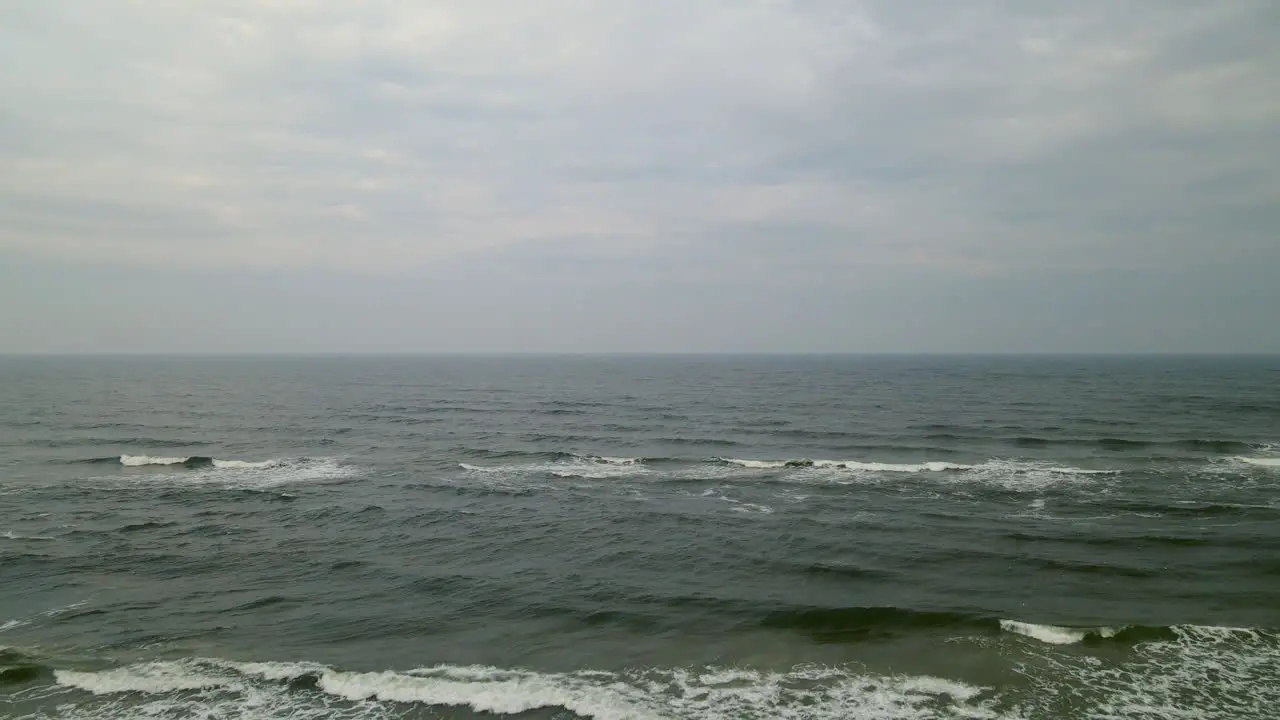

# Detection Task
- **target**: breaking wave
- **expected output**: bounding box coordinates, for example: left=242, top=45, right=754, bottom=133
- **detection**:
left=720, top=458, right=973, bottom=472
left=25, top=624, right=1280, bottom=720
left=72, top=456, right=356, bottom=489
left=1236, top=456, right=1280, bottom=468
left=459, top=454, right=652, bottom=480
left=114, top=454, right=277, bottom=469
left=44, top=656, right=998, bottom=720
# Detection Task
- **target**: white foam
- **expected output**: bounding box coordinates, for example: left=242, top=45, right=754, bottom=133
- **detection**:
left=55, top=662, right=231, bottom=694
left=120, top=454, right=287, bottom=471
left=46, top=658, right=1006, bottom=720
left=96, top=457, right=353, bottom=489
left=211, top=458, right=353, bottom=488
left=1000, top=620, right=1118, bottom=645
left=1044, top=466, right=1121, bottom=475
left=310, top=662, right=999, bottom=720
left=33, top=629, right=1280, bottom=720
left=319, top=666, right=657, bottom=719
left=232, top=660, right=329, bottom=682
left=720, top=458, right=974, bottom=472
left=549, top=466, right=646, bottom=480
left=0, top=619, right=27, bottom=632
left=721, top=458, right=790, bottom=469
left=119, top=454, right=188, bottom=466
left=597, top=456, right=643, bottom=465
left=824, top=460, right=974, bottom=472
left=211, top=459, right=276, bottom=469
left=956, top=460, right=1114, bottom=492
left=1015, top=625, right=1280, bottom=719
left=459, top=458, right=649, bottom=481
left=720, top=458, right=1114, bottom=479
left=1237, top=456, right=1280, bottom=468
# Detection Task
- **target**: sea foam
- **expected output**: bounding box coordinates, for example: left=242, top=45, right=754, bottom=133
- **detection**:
left=119, top=455, right=190, bottom=466
left=51, top=658, right=1001, bottom=720
left=96, top=456, right=354, bottom=489
left=1237, top=456, right=1280, bottom=468
left=1000, top=620, right=1119, bottom=645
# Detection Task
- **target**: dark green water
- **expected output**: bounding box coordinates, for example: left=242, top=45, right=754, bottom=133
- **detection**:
left=1, top=355, right=1277, bottom=719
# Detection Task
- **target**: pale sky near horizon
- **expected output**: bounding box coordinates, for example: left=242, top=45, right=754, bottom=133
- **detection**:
left=2, top=1, right=1277, bottom=354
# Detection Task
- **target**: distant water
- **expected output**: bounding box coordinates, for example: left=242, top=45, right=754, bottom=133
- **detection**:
left=1, top=355, right=1278, bottom=719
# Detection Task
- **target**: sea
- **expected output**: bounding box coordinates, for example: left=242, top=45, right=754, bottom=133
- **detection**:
left=1, top=354, right=1277, bottom=719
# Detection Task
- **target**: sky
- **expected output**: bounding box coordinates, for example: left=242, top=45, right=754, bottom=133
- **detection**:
left=1, top=1, right=1277, bottom=354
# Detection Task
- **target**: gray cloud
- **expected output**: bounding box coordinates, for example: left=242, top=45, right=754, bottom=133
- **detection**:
left=1, top=0, right=1277, bottom=352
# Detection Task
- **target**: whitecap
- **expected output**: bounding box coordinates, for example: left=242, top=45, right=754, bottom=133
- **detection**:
left=119, top=454, right=189, bottom=466
left=459, top=458, right=648, bottom=481
left=1236, top=456, right=1280, bottom=468
left=51, top=658, right=1003, bottom=720
left=719, top=458, right=790, bottom=469
left=595, top=456, right=644, bottom=465
left=95, top=457, right=353, bottom=489
left=56, top=662, right=231, bottom=695
left=824, top=460, right=974, bottom=472
left=211, top=459, right=276, bottom=469
left=1000, top=619, right=1117, bottom=645
left=1014, top=624, right=1280, bottom=719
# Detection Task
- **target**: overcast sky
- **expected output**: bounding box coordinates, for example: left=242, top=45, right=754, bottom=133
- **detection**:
left=2, top=1, right=1277, bottom=353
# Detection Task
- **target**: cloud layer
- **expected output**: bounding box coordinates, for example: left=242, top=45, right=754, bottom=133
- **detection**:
left=2, top=1, right=1277, bottom=351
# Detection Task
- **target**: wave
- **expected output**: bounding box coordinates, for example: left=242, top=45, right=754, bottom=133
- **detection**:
left=751, top=605, right=1232, bottom=649
left=1004, top=437, right=1257, bottom=453
left=448, top=455, right=1121, bottom=494
left=1097, top=500, right=1275, bottom=518
left=1237, top=456, right=1280, bottom=468
left=34, top=624, right=1280, bottom=719
left=1000, top=620, right=1117, bottom=645
left=1176, top=439, right=1255, bottom=453
left=120, top=454, right=204, bottom=467
left=718, top=457, right=1115, bottom=478
left=47, top=656, right=995, bottom=720
left=759, top=606, right=985, bottom=641
left=720, top=458, right=973, bottom=472
left=459, top=454, right=650, bottom=479
left=113, top=455, right=278, bottom=469
left=81, top=456, right=354, bottom=489
left=998, top=620, right=1183, bottom=646
left=14, top=617, right=1278, bottom=718
left=0, top=649, right=45, bottom=686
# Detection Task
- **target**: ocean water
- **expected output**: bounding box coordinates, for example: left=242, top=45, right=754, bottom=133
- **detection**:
left=1, top=354, right=1278, bottom=719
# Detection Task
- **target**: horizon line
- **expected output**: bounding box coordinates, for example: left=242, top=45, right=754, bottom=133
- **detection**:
left=2, top=351, right=1277, bottom=358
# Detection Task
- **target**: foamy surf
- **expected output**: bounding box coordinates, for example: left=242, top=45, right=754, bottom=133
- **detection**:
left=1013, top=625, right=1280, bottom=719
left=1236, top=457, right=1280, bottom=468
left=719, top=457, right=978, bottom=472
left=92, top=457, right=355, bottom=489
left=459, top=455, right=650, bottom=480
left=119, top=454, right=276, bottom=469
left=1000, top=620, right=1118, bottom=645
left=49, top=657, right=1002, bottom=720
left=26, top=625, right=1280, bottom=719
left=718, top=457, right=1111, bottom=475
left=119, top=454, right=189, bottom=466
